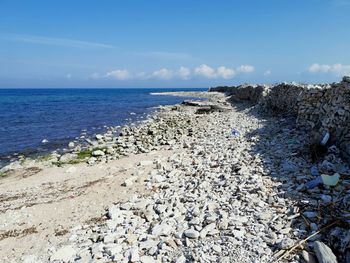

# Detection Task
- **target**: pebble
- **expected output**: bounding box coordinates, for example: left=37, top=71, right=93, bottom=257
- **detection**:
left=301, top=250, right=317, bottom=263
left=176, top=255, right=187, bottom=263
left=95, top=134, right=104, bottom=140
left=50, top=246, right=76, bottom=262
left=320, top=194, right=332, bottom=203
left=140, top=256, right=156, bottom=263
left=129, top=247, right=140, bottom=262
left=212, top=244, right=222, bottom=253
left=22, top=255, right=42, bottom=263
left=139, top=160, right=153, bottom=166
left=122, top=177, right=134, bottom=187
left=184, top=229, right=200, bottom=239
left=314, top=241, right=338, bottom=263
left=152, top=223, right=173, bottom=236
left=59, top=153, right=77, bottom=163
left=92, top=150, right=105, bottom=157
left=303, top=211, right=318, bottom=218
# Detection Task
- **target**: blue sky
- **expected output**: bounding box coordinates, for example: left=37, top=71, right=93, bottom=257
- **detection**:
left=0, top=0, right=349, bottom=88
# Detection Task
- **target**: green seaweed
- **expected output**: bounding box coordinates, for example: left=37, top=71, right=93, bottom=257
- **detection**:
left=67, top=159, right=84, bottom=165
left=0, top=171, right=10, bottom=178
left=37, top=154, right=52, bottom=161
left=77, top=150, right=93, bottom=159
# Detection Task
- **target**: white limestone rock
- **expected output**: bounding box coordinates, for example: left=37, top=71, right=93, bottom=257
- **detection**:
left=50, top=246, right=76, bottom=262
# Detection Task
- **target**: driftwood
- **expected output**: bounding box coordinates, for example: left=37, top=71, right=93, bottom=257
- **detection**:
left=273, top=220, right=338, bottom=262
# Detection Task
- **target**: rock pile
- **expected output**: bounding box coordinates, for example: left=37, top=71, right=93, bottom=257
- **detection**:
left=297, top=80, right=350, bottom=162
left=47, top=102, right=303, bottom=263
left=210, top=77, right=350, bottom=164
left=39, top=108, right=201, bottom=167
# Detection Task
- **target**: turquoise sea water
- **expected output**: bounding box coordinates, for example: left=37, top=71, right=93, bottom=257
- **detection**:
left=0, top=88, right=206, bottom=164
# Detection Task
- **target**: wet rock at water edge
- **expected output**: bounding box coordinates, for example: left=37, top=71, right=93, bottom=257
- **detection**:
left=92, top=150, right=105, bottom=157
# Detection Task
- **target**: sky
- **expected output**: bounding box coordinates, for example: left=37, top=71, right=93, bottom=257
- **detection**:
left=0, top=0, right=350, bottom=88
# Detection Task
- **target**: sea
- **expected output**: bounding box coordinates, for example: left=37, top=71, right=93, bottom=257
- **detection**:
left=0, top=88, right=206, bottom=166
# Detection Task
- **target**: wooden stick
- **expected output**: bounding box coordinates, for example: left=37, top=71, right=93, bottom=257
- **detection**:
left=273, top=220, right=338, bottom=262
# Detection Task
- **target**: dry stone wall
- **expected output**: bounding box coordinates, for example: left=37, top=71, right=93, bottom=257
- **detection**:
left=209, top=77, right=350, bottom=162
left=210, top=84, right=269, bottom=104
left=263, top=83, right=305, bottom=114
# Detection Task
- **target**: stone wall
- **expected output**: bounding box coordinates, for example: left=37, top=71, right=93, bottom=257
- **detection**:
left=210, top=84, right=269, bottom=104
left=262, top=83, right=305, bottom=114
left=209, top=77, right=350, bottom=162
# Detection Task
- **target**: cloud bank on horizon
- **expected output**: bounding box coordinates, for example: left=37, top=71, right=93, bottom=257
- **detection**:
left=97, top=64, right=254, bottom=80
left=308, top=63, right=350, bottom=76
left=93, top=64, right=256, bottom=81
left=97, top=62, right=350, bottom=82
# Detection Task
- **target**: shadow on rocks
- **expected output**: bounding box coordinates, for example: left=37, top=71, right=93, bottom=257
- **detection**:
left=229, top=100, right=350, bottom=263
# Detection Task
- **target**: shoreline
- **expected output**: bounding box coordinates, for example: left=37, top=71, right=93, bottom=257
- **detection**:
left=0, top=92, right=208, bottom=171
left=0, top=91, right=227, bottom=261
left=0, top=88, right=349, bottom=262
left=0, top=110, right=152, bottom=169
left=0, top=89, right=208, bottom=169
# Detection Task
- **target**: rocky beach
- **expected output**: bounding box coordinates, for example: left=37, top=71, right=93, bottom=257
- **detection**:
left=1, top=78, right=350, bottom=263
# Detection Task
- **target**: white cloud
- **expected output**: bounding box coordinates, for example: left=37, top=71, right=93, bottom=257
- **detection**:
left=151, top=68, right=173, bottom=80
left=92, top=63, right=255, bottom=81
left=237, top=65, right=255, bottom=73
left=308, top=63, right=331, bottom=73
left=3, top=34, right=114, bottom=49
left=264, top=70, right=272, bottom=76
left=194, top=64, right=252, bottom=79
left=308, top=63, right=350, bottom=76
left=177, top=66, right=191, bottom=80
left=106, top=69, right=131, bottom=80
left=217, top=66, right=236, bottom=79
left=194, top=64, right=217, bottom=78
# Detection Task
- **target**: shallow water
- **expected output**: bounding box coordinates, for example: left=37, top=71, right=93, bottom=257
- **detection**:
left=0, top=88, right=206, bottom=163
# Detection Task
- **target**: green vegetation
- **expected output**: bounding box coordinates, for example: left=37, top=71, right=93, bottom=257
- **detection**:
left=0, top=171, right=10, bottom=178
left=53, top=149, right=93, bottom=166
left=67, top=159, right=84, bottom=165
left=77, top=149, right=93, bottom=159
left=37, top=154, right=52, bottom=162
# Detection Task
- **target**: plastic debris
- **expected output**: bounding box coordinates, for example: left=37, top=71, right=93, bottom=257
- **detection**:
left=305, top=173, right=340, bottom=189
left=231, top=129, right=240, bottom=136
left=320, top=132, right=330, bottom=146
left=305, top=166, right=322, bottom=189
left=321, top=173, right=340, bottom=186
